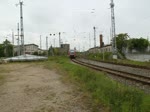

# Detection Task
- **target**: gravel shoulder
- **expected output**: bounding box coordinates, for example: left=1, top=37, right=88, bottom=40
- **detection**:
left=0, top=63, right=91, bottom=112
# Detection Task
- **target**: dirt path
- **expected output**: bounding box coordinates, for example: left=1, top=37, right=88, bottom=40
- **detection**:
left=0, top=63, right=91, bottom=112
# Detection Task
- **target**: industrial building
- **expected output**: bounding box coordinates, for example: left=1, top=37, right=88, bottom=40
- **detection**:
left=88, top=34, right=112, bottom=53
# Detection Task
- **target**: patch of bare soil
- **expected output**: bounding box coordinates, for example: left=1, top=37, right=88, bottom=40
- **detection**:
left=0, top=63, right=92, bottom=112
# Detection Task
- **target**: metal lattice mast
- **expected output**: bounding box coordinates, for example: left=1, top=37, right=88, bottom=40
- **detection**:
left=19, top=1, right=25, bottom=55
left=110, top=0, right=117, bottom=54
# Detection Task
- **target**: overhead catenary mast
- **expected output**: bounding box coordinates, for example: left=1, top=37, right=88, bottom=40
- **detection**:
left=110, top=0, right=117, bottom=59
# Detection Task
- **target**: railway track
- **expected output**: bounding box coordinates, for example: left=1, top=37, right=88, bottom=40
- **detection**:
left=72, top=59, right=150, bottom=86
left=83, top=58, right=150, bottom=70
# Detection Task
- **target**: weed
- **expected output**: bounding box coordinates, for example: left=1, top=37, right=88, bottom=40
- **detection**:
left=45, top=56, right=150, bottom=112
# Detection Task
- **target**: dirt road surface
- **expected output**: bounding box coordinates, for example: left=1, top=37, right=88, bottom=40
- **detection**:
left=0, top=63, right=91, bottom=112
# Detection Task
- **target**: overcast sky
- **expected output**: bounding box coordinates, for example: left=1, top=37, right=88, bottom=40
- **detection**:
left=0, top=0, right=150, bottom=51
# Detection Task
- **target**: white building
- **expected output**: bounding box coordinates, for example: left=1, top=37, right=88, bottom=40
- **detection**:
left=14, top=44, right=39, bottom=55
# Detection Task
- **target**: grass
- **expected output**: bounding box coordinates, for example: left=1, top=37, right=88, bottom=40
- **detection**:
left=80, top=52, right=150, bottom=68
left=115, top=59, right=150, bottom=67
left=44, top=56, right=150, bottom=112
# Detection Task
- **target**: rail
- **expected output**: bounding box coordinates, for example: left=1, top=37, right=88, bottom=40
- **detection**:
left=72, top=59, right=150, bottom=86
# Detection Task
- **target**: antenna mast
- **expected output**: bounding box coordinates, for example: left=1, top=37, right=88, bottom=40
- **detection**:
left=110, top=0, right=117, bottom=58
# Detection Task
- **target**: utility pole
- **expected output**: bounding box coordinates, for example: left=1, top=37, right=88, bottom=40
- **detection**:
left=93, top=26, right=96, bottom=47
left=59, top=32, right=61, bottom=47
left=89, top=33, right=91, bottom=49
left=46, top=36, right=48, bottom=50
left=110, top=0, right=117, bottom=59
left=40, top=35, right=42, bottom=49
left=16, top=0, right=25, bottom=55
left=12, top=30, right=14, bottom=57
left=46, top=36, right=48, bottom=56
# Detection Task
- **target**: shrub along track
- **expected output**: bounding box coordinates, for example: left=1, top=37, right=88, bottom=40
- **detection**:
left=72, top=59, right=150, bottom=92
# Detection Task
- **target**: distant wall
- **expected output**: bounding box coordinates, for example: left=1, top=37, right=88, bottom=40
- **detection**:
left=126, top=54, right=150, bottom=62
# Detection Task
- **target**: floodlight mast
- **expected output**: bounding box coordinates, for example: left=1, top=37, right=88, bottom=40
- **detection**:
left=16, top=0, right=24, bottom=55
left=110, top=0, right=117, bottom=57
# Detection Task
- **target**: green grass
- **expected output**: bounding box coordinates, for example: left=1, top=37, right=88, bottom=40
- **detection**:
left=45, top=56, right=150, bottom=112
left=80, top=52, right=150, bottom=68
left=115, top=59, right=150, bottom=67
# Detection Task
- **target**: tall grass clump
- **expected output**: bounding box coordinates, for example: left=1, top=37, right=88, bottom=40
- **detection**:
left=46, top=56, right=150, bottom=112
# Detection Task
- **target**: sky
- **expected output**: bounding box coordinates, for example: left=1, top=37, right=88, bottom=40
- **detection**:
left=0, top=0, right=150, bottom=51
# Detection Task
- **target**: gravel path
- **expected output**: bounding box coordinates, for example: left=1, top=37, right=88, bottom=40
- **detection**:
left=77, top=58, right=150, bottom=77
left=0, top=63, right=91, bottom=112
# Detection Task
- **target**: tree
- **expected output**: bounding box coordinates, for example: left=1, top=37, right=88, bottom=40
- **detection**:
left=116, top=33, right=129, bottom=55
left=0, top=39, right=13, bottom=57
left=33, top=51, right=38, bottom=55
left=128, top=37, right=149, bottom=52
left=0, top=44, right=4, bottom=57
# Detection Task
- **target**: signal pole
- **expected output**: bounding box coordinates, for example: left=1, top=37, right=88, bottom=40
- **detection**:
left=110, top=0, right=117, bottom=59
left=12, top=30, right=14, bottom=57
left=93, top=26, right=96, bottom=47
